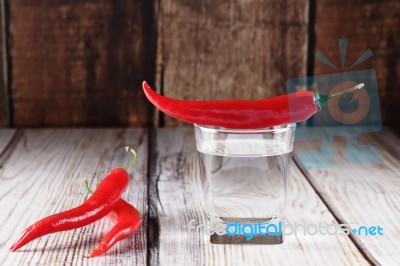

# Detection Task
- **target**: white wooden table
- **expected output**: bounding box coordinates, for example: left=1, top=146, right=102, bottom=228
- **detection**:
left=0, top=128, right=399, bottom=265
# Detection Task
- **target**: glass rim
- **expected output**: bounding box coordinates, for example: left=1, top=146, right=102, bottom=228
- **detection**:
left=193, top=123, right=296, bottom=134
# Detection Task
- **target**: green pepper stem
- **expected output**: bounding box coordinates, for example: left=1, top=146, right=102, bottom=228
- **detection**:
left=84, top=146, right=137, bottom=195
left=124, top=146, right=138, bottom=170
left=85, top=180, right=93, bottom=195
left=314, top=83, right=365, bottom=109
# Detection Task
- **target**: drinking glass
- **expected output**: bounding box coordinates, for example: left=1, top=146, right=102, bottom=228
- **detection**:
left=194, top=123, right=296, bottom=244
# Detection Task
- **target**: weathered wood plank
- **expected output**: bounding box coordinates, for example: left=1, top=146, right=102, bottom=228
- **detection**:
left=0, top=0, right=9, bottom=127
left=313, top=0, right=400, bottom=126
left=10, top=1, right=155, bottom=127
left=0, top=129, right=148, bottom=265
left=373, top=127, right=400, bottom=160
left=149, top=128, right=368, bottom=265
left=0, top=129, right=15, bottom=155
left=156, top=0, right=309, bottom=127
left=293, top=128, right=400, bottom=265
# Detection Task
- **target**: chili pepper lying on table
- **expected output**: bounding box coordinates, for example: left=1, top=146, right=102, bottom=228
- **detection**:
left=85, top=147, right=141, bottom=258
left=142, top=81, right=365, bottom=129
left=85, top=196, right=142, bottom=258
left=10, top=147, right=141, bottom=256
left=9, top=168, right=129, bottom=252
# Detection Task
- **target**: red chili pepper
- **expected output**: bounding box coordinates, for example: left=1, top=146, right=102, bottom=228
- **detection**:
left=10, top=147, right=137, bottom=252
left=9, top=169, right=128, bottom=252
left=85, top=199, right=142, bottom=258
left=142, top=81, right=364, bottom=129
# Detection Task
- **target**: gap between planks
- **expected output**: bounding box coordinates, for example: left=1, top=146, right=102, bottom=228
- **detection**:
left=0, top=129, right=17, bottom=164
left=147, top=127, right=368, bottom=266
left=2, top=128, right=398, bottom=265
left=292, top=127, right=400, bottom=266
left=292, top=159, right=379, bottom=266
left=0, top=129, right=149, bottom=266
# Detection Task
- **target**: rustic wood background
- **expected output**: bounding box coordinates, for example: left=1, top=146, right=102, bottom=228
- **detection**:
left=1, top=128, right=400, bottom=264
left=0, top=0, right=398, bottom=128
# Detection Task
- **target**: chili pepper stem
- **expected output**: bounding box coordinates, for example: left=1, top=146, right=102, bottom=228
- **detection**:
left=85, top=146, right=137, bottom=195
left=314, top=83, right=365, bottom=109
left=85, top=180, right=93, bottom=194
left=124, top=146, right=137, bottom=171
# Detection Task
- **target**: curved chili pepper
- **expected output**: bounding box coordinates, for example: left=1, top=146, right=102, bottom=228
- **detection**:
left=85, top=199, right=142, bottom=258
left=10, top=147, right=137, bottom=252
left=142, top=81, right=365, bottom=129
left=9, top=168, right=129, bottom=252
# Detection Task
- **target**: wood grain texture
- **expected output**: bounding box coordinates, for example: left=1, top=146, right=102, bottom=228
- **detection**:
left=148, top=128, right=367, bottom=265
left=0, top=129, right=14, bottom=155
left=0, top=0, right=9, bottom=127
left=312, top=0, right=400, bottom=126
left=156, top=0, right=309, bottom=127
left=374, top=127, right=400, bottom=160
left=9, top=1, right=156, bottom=127
left=0, top=129, right=148, bottom=265
left=293, top=128, right=400, bottom=265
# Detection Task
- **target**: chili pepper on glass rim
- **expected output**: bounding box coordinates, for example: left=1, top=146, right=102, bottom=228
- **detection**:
left=9, top=147, right=137, bottom=252
left=142, top=81, right=365, bottom=129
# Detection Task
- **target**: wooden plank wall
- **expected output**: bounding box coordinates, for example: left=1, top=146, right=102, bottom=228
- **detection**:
left=0, top=0, right=9, bottom=127
left=312, top=0, right=400, bottom=127
left=155, top=0, right=308, bottom=126
left=0, top=0, right=398, bottom=127
left=7, top=0, right=156, bottom=127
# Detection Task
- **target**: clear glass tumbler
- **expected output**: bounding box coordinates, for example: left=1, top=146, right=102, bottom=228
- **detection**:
left=194, top=123, right=296, bottom=244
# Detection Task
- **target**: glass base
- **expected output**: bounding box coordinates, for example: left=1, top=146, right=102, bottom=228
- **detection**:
left=207, top=216, right=284, bottom=245
left=210, top=233, right=283, bottom=244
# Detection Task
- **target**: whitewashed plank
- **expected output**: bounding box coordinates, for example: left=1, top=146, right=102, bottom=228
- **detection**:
left=149, top=128, right=368, bottom=266
left=0, top=129, right=148, bottom=266
left=373, top=128, right=400, bottom=160
left=293, top=127, right=400, bottom=265
left=0, top=129, right=16, bottom=155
